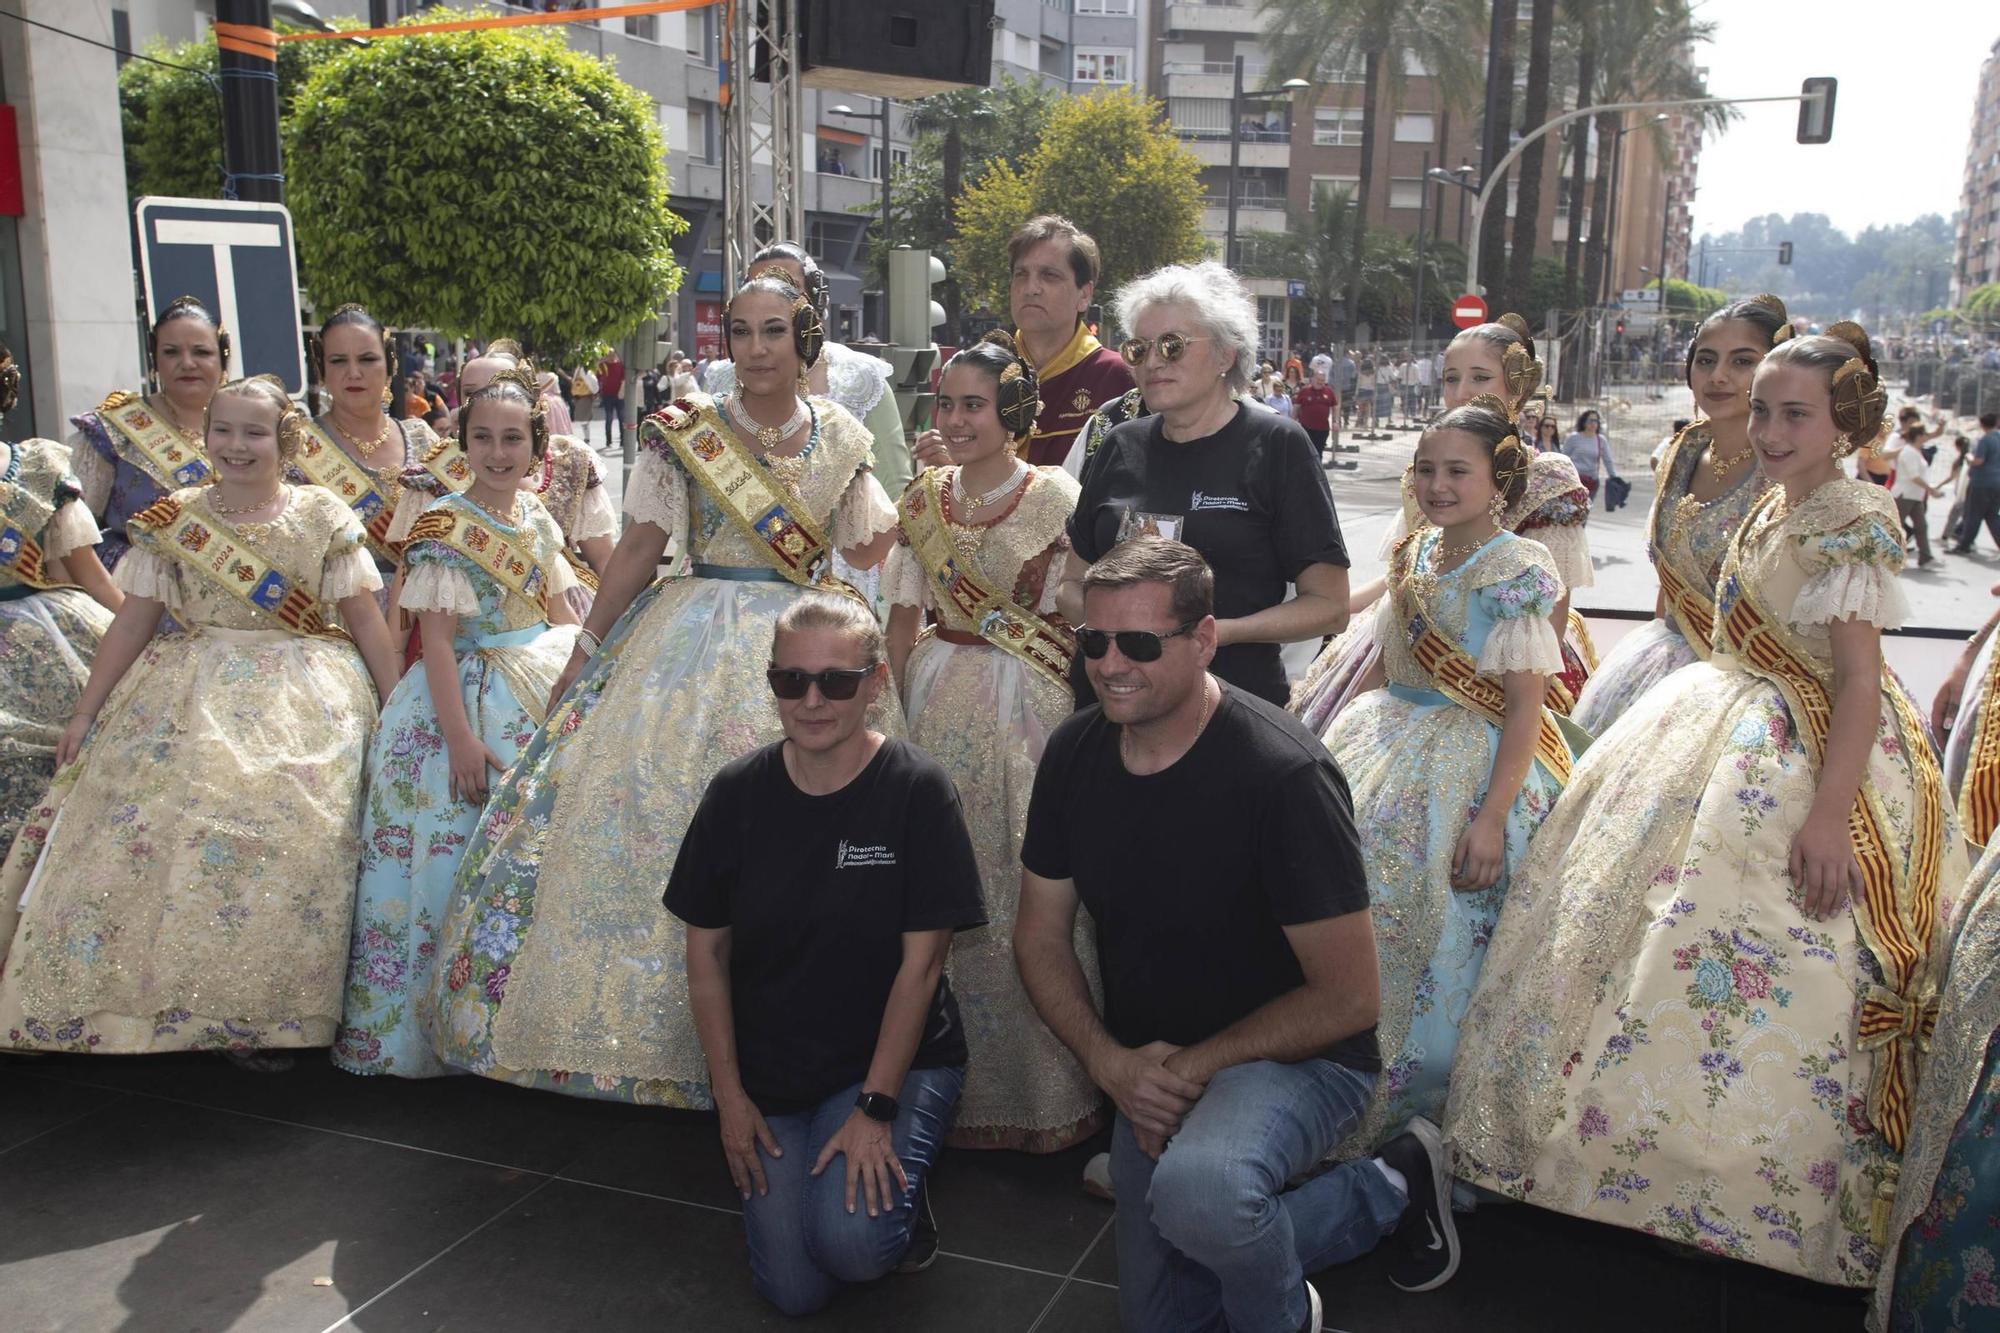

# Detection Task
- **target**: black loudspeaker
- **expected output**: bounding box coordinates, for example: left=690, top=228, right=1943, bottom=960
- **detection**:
left=799, top=1, right=995, bottom=99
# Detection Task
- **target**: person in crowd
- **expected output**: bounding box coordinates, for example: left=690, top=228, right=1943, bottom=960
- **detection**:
left=1310, top=345, right=1334, bottom=387
left=425, top=272, right=901, bottom=1107
left=1295, top=368, right=1338, bottom=459
left=1946, top=412, right=2000, bottom=554
left=0, top=376, right=401, bottom=1061
left=1401, top=353, right=1423, bottom=421
left=0, top=341, right=123, bottom=858
left=1016, top=537, right=1460, bottom=1331
left=1935, top=434, right=1972, bottom=549
left=1560, top=409, right=1615, bottom=500
left=1882, top=418, right=1946, bottom=570
left=1534, top=415, right=1565, bottom=456
left=294, top=304, right=443, bottom=621
left=536, top=368, right=575, bottom=436
left=1445, top=324, right=1966, bottom=1291
left=993, top=216, right=1134, bottom=467
left=1263, top=374, right=1294, bottom=419
left=1338, top=349, right=1358, bottom=427
left=1414, top=349, right=1435, bottom=415
left=1354, top=356, right=1376, bottom=431
left=1648, top=416, right=1691, bottom=472
left=335, top=369, right=581, bottom=1078
left=1283, top=349, right=1304, bottom=389
left=1325, top=399, right=1573, bottom=1165
left=670, top=594, right=985, bottom=1312
left=671, top=357, right=700, bottom=402
left=641, top=358, right=666, bottom=417
left=1871, top=836, right=2000, bottom=1331
left=883, top=333, right=1096, bottom=1154
left=1571, top=296, right=1789, bottom=736
left=1059, top=261, right=1349, bottom=709
left=65, top=296, right=223, bottom=570
left=567, top=363, right=597, bottom=432
left=597, top=349, right=627, bottom=453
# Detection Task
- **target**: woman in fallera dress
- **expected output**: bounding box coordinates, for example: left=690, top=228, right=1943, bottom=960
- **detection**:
left=0, top=377, right=401, bottom=1059
left=66, top=296, right=223, bottom=570
left=1324, top=398, right=1573, bottom=1152
left=884, top=331, right=1100, bottom=1152
left=334, top=370, right=580, bottom=1078
left=426, top=273, right=901, bottom=1105
left=1444, top=324, right=1966, bottom=1289
left=1571, top=296, right=1790, bottom=736
left=0, top=343, right=124, bottom=860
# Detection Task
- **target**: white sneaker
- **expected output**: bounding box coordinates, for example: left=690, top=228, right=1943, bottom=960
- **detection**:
left=1081, top=1151, right=1114, bottom=1201
left=1301, top=1279, right=1323, bottom=1333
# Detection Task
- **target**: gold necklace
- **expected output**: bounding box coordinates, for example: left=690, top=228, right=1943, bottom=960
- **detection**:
left=151, top=395, right=206, bottom=445
left=1708, top=441, right=1755, bottom=483
left=330, top=414, right=395, bottom=467
left=1431, top=529, right=1492, bottom=567
left=1120, top=673, right=1214, bottom=767
left=209, top=482, right=286, bottom=517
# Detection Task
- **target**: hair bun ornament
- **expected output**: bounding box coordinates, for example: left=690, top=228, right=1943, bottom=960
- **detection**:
left=980, top=329, right=1020, bottom=356
left=1496, top=312, right=1536, bottom=359
left=989, top=333, right=1043, bottom=442
left=1464, top=392, right=1514, bottom=419
left=1748, top=293, right=1795, bottom=347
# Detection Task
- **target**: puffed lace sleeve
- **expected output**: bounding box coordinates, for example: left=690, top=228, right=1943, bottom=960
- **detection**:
left=546, top=548, right=580, bottom=598
left=114, top=546, right=184, bottom=607
left=321, top=521, right=384, bottom=602
left=398, top=540, right=482, bottom=616
left=1791, top=511, right=1910, bottom=630
left=1532, top=522, right=1594, bottom=591
left=625, top=446, right=687, bottom=536
left=42, top=491, right=104, bottom=559
left=385, top=482, right=430, bottom=547
left=1475, top=555, right=1565, bottom=677
left=830, top=467, right=899, bottom=551
left=65, top=426, right=115, bottom=515
left=883, top=538, right=930, bottom=610
left=1035, top=534, right=1073, bottom=616
left=573, top=457, right=619, bottom=543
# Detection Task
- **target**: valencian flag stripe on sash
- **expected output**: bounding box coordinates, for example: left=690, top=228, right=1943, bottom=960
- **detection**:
left=1714, top=493, right=1942, bottom=1162
left=898, top=469, right=1076, bottom=690
left=127, top=496, right=345, bottom=639
left=1959, top=640, right=2000, bottom=845
left=297, top=422, right=397, bottom=563
left=404, top=502, right=551, bottom=617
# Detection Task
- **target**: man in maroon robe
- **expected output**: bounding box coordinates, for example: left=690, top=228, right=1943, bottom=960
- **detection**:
left=1007, top=216, right=1136, bottom=467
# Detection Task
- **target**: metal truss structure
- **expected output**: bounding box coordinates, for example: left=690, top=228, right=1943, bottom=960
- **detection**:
left=722, top=0, right=804, bottom=290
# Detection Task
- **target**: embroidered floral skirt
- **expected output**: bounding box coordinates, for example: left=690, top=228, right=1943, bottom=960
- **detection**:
left=0, top=626, right=377, bottom=1053
left=0, top=588, right=112, bottom=860
left=335, top=622, right=578, bottom=1078
left=1569, top=616, right=1701, bottom=738
left=904, top=634, right=1103, bottom=1152
left=1291, top=616, right=1381, bottom=739
left=427, top=575, right=901, bottom=1106
left=1443, top=660, right=1965, bottom=1287
left=1326, top=683, right=1563, bottom=1154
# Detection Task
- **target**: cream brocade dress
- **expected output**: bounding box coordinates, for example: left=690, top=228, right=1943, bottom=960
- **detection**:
left=427, top=396, right=901, bottom=1105
left=0, top=485, right=382, bottom=1053
left=1444, top=479, right=1965, bottom=1288
left=0, top=439, right=115, bottom=859
left=883, top=464, right=1102, bottom=1152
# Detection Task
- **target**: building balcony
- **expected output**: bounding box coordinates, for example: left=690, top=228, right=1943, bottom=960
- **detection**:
left=1181, top=137, right=1292, bottom=168
left=1162, top=65, right=1240, bottom=100
left=1202, top=203, right=1289, bottom=235
left=1165, top=1, right=1262, bottom=36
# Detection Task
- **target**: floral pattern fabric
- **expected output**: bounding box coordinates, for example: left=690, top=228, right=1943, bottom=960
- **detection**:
left=334, top=493, right=578, bottom=1078
left=1444, top=478, right=1965, bottom=1289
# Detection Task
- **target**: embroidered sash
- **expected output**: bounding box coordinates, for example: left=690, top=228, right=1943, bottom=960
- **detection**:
left=1714, top=503, right=1943, bottom=1160
left=1655, top=550, right=1719, bottom=663
left=562, top=548, right=600, bottom=593
left=0, top=464, right=69, bottom=592
left=414, top=433, right=474, bottom=493
left=403, top=500, right=550, bottom=617
left=898, top=469, right=1075, bottom=689
left=96, top=391, right=211, bottom=490
left=297, top=422, right=398, bottom=562
left=127, top=496, right=344, bottom=638
left=1960, top=638, right=2000, bottom=846
left=1389, top=533, right=1573, bottom=785
left=640, top=400, right=838, bottom=590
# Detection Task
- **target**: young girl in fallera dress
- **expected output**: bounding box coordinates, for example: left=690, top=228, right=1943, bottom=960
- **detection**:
left=0, top=377, right=402, bottom=1060
left=1445, top=324, right=1966, bottom=1289
left=1324, top=398, right=1573, bottom=1168
left=334, top=370, right=580, bottom=1077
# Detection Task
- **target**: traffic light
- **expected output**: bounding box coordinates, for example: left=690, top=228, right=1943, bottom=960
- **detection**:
left=887, top=246, right=948, bottom=434
left=1615, top=320, right=1626, bottom=336
left=1797, top=77, right=1837, bottom=145
left=1778, top=241, right=1793, bottom=266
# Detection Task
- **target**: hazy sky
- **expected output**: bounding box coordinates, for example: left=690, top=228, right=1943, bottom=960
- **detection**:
left=1686, top=1, right=1991, bottom=239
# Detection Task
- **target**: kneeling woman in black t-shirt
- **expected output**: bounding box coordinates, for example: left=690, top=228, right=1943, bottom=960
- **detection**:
left=666, top=592, right=987, bottom=1316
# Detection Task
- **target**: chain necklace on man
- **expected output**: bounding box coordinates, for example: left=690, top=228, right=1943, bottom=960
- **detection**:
left=1120, top=673, right=1215, bottom=769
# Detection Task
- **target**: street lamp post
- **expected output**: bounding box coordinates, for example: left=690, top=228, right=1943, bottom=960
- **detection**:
left=1224, top=58, right=1308, bottom=269
left=830, top=99, right=895, bottom=259
left=1413, top=163, right=1475, bottom=348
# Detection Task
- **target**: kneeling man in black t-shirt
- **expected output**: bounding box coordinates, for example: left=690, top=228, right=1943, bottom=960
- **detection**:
left=1016, top=538, right=1460, bottom=1333
left=667, top=593, right=986, bottom=1316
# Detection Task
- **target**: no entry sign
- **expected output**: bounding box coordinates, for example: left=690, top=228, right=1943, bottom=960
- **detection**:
left=1451, top=293, right=1489, bottom=329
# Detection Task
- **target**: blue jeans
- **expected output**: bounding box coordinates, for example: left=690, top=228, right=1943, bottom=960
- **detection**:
left=741, top=1065, right=963, bottom=1316
left=1111, top=1058, right=1404, bottom=1333
left=599, top=393, right=625, bottom=446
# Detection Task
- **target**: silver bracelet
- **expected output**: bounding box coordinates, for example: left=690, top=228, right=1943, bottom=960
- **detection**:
left=576, top=628, right=602, bottom=657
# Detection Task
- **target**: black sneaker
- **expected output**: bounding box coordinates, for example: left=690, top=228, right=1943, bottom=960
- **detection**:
left=896, top=1178, right=939, bottom=1274
left=1376, top=1116, right=1459, bottom=1292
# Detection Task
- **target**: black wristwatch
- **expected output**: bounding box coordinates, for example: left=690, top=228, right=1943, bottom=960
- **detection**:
left=856, top=1090, right=899, bottom=1123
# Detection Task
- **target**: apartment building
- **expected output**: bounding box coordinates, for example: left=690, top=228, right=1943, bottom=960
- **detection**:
left=1954, top=34, right=2000, bottom=302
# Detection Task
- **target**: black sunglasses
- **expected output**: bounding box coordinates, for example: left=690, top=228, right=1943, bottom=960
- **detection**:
left=766, top=666, right=876, bottom=701
left=1077, top=620, right=1200, bottom=662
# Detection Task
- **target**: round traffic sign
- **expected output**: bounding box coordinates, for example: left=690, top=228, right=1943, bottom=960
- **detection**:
left=1451, top=293, right=1488, bottom=329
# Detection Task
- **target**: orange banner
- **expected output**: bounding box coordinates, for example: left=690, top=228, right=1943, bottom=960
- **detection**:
left=277, top=0, right=718, bottom=43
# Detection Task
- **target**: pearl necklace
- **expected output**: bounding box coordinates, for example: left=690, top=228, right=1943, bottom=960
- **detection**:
left=952, top=461, right=1029, bottom=512
left=727, top=390, right=809, bottom=450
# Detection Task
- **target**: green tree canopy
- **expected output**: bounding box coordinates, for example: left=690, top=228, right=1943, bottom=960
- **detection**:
left=285, top=17, right=684, bottom=356
left=952, top=88, right=1207, bottom=316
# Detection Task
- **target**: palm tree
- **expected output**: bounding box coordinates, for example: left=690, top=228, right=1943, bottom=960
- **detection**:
left=1241, top=183, right=1365, bottom=339
left=1263, top=0, right=1484, bottom=338
left=1503, top=0, right=1557, bottom=316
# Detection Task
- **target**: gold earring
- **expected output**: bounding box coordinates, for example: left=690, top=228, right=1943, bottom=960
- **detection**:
left=1488, top=492, right=1507, bottom=521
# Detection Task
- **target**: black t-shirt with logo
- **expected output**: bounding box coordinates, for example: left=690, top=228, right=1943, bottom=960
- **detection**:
left=665, top=738, right=987, bottom=1113
left=1069, top=404, right=1349, bottom=705
left=1020, top=686, right=1380, bottom=1073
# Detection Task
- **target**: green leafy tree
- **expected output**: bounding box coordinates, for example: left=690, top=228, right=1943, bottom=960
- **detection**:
left=952, top=89, right=1206, bottom=317
left=286, top=18, right=684, bottom=356
left=1241, top=185, right=1459, bottom=340
left=1964, top=284, right=2000, bottom=331
left=1261, top=0, right=1485, bottom=338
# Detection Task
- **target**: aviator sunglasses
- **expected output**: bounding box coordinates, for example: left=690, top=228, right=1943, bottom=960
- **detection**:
left=1118, top=333, right=1211, bottom=367
left=766, top=666, right=876, bottom=701
left=1077, top=620, right=1200, bottom=662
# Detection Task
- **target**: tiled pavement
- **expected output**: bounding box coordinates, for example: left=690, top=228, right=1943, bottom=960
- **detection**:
left=0, top=1053, right=1868, bottom=1331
